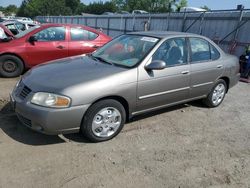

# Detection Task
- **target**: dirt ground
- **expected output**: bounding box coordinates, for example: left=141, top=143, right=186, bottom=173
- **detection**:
left=0, top=78, right=250, bottom=188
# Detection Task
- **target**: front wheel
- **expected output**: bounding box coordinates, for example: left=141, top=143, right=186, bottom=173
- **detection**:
left=0, top=55, right=24, bottom=78
left=203, top=79, right=227, bottom=108
left=81, top=99, right=126, bottom=142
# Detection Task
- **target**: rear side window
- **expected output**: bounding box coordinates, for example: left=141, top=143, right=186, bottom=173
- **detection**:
left=35, top=27, right=66, bottom=41
left=70, top=27, right=98, bottom=41
left=189, top=38, right=221, bottom=63
left=211, top=44, right=220, bottom=60
left=190, top=38, right=211, bottom=63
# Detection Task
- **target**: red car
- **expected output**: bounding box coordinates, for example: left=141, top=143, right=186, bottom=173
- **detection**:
left=0, top=23, right=111, bottom=77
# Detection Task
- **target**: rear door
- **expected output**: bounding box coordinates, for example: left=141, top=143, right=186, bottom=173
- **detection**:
left=25, top=26, right=68, bottom=66
left=188, top=37, right=223, bottom=98
left=68, top=27, right=101, bottom=56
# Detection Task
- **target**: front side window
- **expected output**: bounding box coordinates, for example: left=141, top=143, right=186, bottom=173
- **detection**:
left=152, top=37, right=187, bottom=66
left=190, top=38, right=211, bottom=63
left=34, top=27, right=66, bottom=41
left=92, top=34, right=159, bottom=68
left=70, top=27, right=98, bottom=41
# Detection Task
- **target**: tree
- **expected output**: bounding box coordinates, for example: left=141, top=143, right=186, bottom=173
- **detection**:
left=83, top=1, right=116, bottom=15
left=65, top=0, right=81, bottom=14
left=17, top=0, right=84, bottom=17
left=75, top=3, right=86, bottom=15
left=127, top=0, right=175, bottom=13
left=0, top=5, right=19, bottom=16
left=111, top=0, right=128, bottom=11
left=175, top=0, right=187, bottom=12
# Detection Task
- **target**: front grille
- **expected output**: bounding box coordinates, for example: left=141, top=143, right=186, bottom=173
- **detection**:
left=17, top=113, right=32, bottom=127
left=19, top=86, right=32, bottom=99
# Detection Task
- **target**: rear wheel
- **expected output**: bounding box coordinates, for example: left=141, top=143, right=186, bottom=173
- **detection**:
left=203, top=79, right=227, bottom=108
left=0, top=55, right=24, bottom=78
left=81, top=99, right=126, bottom=142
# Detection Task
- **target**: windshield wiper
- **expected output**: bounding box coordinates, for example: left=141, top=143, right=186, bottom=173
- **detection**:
left=89, top=54, right=113, bottom=65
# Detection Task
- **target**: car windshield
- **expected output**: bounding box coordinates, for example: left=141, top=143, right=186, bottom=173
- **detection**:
left=15, top=25, right=40, bottom=38
left=92, top=34, right=159, bottom=68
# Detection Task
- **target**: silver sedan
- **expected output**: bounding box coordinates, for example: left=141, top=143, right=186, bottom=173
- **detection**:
left=11, top=31, right=240, bottom=142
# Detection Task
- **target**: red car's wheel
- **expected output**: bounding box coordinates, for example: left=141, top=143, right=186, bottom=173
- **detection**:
left=0, top=55, right=24, bottom=78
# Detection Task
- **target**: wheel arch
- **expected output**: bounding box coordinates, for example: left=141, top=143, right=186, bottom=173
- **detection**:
left=90, top=95, right=130, bottom=122
left=218, top=76, right=230, bottom=92
left=0, top=53, right=26, bottom=68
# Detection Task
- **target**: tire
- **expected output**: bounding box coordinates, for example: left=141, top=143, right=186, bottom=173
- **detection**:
left=0, top=55, right=24, bottom=78
left=203, top=79, right=227, bottom=108
left=81, top=99, right=126, bottom=142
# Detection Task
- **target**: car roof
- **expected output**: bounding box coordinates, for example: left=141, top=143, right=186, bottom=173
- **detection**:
left=128, top=31, right=202, bottom=39
left=41, top=23, right=101, bottom=33
left=2, top=20, right=19, bottom=25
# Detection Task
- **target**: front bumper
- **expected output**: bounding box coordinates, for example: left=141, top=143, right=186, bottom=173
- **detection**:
left=10, top=91, right=90, bottom=135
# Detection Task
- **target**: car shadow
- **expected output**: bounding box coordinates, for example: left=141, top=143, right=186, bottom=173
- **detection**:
left=0, top=102, right=66, bottom=146
left=0, top=100, right=206, bottom=145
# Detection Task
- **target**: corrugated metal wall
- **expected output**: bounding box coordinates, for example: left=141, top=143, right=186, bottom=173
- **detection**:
left=36, top=10, right=250, bottom=56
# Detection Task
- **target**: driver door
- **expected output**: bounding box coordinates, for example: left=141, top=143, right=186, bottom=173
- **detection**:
left=136, top=37, right=190, bottom=112
left=25, top=26, right=68, bottom=66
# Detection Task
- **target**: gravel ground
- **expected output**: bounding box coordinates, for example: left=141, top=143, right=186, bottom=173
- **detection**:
left=0, top=78, right=250, bottom=188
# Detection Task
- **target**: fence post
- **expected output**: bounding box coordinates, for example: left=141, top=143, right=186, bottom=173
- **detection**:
left=182, top=11, right=187, bottom=32
left=233, top=9, right=244, bottom=41
left=132, top=15, right=136, bottom=31
left=124, top=17, right=127, bottom=34
left=107, top=17, right=110, bottom=35
left=199, top=12, right=205, bottom=35
left=95, top=17, right=97, bottom=29
left=166, top=12, right=170, bottom=30
left=85, top=17, right=87, bottom=26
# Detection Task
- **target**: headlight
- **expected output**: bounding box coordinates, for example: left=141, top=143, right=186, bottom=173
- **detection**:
left=31, top=92, right=71, bottom=108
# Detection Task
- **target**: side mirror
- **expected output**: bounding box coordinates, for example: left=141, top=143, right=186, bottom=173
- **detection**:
left=145, top=60, right=166, bottom=71
left=29, top=35, right=37, bottom=43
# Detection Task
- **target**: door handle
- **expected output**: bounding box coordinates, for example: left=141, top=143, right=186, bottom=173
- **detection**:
left=216, top=65, right=223, bottom=68
left=56, top=45, right=65, bottom=49
left=181, top=70, right=189, bottom=74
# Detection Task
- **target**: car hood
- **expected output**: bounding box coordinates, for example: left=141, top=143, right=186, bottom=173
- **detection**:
left=22, top=55, right=133, bottom=93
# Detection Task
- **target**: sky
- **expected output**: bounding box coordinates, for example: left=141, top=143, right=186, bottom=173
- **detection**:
left=0, top=0, right=250, bottom=10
